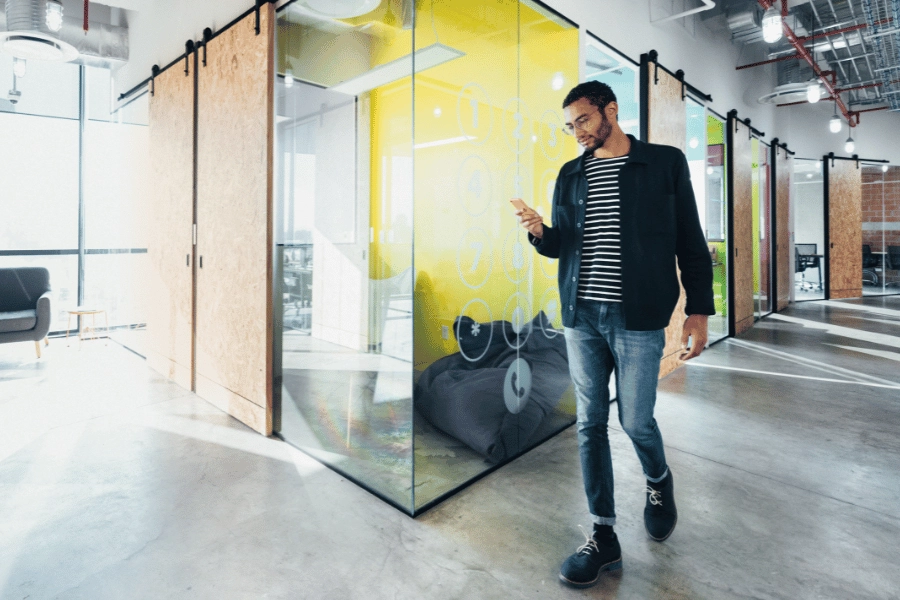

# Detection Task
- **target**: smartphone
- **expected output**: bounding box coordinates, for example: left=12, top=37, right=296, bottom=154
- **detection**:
left=509, top=198, right=528, bottom=211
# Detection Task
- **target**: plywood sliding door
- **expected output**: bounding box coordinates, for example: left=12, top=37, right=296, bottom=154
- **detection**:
left=147, top=65, right=195, bottom=390
left=775, top=148, right=792, bottom=311
left=731, top=119, right=754, bottom=334
left=195, top=6, right=275, bottom=435
left=827, top=159, right=862, bottom=299
left=645, top=60, right=687, bottom=378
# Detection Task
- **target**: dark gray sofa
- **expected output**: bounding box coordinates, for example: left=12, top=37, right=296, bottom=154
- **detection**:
left=0, top=267, right=52, bottom=358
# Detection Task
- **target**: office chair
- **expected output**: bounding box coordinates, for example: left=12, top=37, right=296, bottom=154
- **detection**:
left=886, top=246, right=900, bottom=288
left=862, top=244, right=879, bottom=286
left=795, top=243, right=822, bottom=291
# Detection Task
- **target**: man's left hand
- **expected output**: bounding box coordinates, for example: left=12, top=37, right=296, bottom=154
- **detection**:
left=679, top=314, right=709, bottom=361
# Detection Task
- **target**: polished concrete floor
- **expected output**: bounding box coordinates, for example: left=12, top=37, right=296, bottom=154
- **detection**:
left=1, top=297, right=899, bottom=599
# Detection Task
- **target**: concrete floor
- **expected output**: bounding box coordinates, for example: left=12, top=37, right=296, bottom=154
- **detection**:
left=1, top=297, right=899, bottom=599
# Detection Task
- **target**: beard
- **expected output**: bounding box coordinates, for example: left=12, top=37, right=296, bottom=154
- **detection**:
left=581, top=113, right=614, bottom=153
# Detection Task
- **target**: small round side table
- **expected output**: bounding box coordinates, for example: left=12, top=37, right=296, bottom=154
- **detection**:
left=65, top=307, right=109, bottom=347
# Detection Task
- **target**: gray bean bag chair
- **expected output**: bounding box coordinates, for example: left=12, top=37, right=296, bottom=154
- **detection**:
left=415, top=312, right=571, bottom=462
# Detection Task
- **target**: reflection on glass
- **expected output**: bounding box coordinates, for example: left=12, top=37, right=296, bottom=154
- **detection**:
left=0, top=112, right=79, bottom=251
left=585, top=35, right=640, bottom=138
left=791, top=158, right=826, bottom=301
left=705, top=114, right=728, bottom=341
left=83, top=66, right=151, bottom=353
left=0, top=54, right=79, bottom=119
left=411, top=0, right=578, bottom=511
left=861, top=164, right=900, bottom=296
left=0, top=255, right=77, bottom=333
left=274, top=0, right=579, bottom=514
left=274, top=4, right=415, bottom=511
left=752, top=138, right=772, bottom=318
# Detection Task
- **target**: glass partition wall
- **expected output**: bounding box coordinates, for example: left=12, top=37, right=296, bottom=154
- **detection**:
left=752, top=137, right=772, bottom=318
left=274, top=0, right=579, bottom=514
left=685, top=99, right=729, bottom=343
left=862, top=163, right=900, bottom=295
left=705, top=113, right=728, bottom=342
left=584, top=33, right=639, bottom=138
left=791, top=158, right=826, bottom=300
left=0, top=57, right=149, bottom=350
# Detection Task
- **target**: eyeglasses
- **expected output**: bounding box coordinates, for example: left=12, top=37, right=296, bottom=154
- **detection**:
left=563, top=109, right=600, bottom=135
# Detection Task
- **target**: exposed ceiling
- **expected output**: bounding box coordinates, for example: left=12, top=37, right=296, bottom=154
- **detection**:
left=719, top=0, right=900, bottom=112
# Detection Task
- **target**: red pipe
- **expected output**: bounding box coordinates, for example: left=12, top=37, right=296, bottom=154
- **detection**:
left=795, top=18, right=892, bottom=42
left=736, top=53, right=802, bottom=70
left=757, top=0, right=858, bottom=126
left=835, top=82, right=882, bottom=93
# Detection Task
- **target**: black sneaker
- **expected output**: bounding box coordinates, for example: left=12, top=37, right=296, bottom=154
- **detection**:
left=644, top=470, right=677, bottom=541
left=558, top=526, right=623, bottom=588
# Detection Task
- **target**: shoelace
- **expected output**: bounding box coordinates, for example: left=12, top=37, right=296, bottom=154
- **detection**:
left=575, top=524, right=600, bottom=555
left=645, top=486, right=663, bottom=506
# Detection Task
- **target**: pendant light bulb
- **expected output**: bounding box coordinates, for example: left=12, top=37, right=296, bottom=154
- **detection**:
left=829, top=114, right=842, bottom=133
left=13, top=58, right=26, bottom=79
left=46, top=0, right=64, bottom=33
left=762, top=6, right=783, bottom=43
left=882, top=164, right=889, bottom=173
left=844, top=135, right=855, bottom=154
left=807, top=81, right=822, bottom=104
left=284, top=69, right=294, bottom=89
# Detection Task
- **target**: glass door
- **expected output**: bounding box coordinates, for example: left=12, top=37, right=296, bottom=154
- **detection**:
left=861, top=163, right=900, bottom=296
left=705, top=113, right=728, bottom=342
left=752, top=137, right=773, bottom=318
left=790, top=158, right=826, bottom=301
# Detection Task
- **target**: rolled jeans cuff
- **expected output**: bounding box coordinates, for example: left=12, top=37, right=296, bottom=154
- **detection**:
left=591, top=515, right=616, bottom=527
left=646, top=466, right=669, bottom=484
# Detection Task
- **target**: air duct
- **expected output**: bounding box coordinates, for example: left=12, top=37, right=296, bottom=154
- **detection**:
left=1, top=0, right=77, bottom=61
left=0, top=1, right=128, bottom=67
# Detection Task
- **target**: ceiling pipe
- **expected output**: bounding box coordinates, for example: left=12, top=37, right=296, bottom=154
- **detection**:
left=652, top=0, right=716, bottom=24
left=795, top=18, right=891, bottom=42
left=0, top=9, right=128, bottom=67
left=756, top=0, right=858, bottom=127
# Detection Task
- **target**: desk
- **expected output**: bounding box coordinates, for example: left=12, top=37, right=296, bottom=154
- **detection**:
left=65, top=307, right=109, bottom=347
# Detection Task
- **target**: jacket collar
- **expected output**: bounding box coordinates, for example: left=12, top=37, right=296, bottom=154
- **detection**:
left=560, top=134, right=649, bottom=176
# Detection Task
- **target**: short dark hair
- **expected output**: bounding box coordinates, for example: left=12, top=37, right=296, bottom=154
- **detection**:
left=562, top=80, right=617, bottom=111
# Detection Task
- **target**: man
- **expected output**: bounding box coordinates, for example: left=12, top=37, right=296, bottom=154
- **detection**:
left=515, top=80, right=714, bottom=589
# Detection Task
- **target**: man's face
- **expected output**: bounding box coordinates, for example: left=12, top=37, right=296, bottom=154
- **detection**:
left=563, top=97, right=615, bottom=152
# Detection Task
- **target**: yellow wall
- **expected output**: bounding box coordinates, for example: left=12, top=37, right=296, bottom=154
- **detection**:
left=404, top=0, right=579, bottom=370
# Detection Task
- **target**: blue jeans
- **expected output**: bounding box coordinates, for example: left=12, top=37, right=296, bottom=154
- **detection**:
left=564, top=300, right=669, bottom=526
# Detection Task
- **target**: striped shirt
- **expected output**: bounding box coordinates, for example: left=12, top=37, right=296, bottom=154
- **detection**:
left=577, top=154, right=628, bottom=302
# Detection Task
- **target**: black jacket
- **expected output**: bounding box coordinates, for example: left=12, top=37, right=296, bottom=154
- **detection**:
left=529, top=134, right=715, bottom=331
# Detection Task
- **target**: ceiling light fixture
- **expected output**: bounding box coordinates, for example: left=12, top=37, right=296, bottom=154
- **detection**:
left=762, top=6, right=783, bottom=43
left=689, top=136, right=699, bottom=149
left=330, top=43, right=464, bottom=96
left=882, top=164, right=889, bottom=173
left=45, top=0, right=64, bottom=33
left=829, top=101, right=842, bottom=133
left=807, top=81, right=821, bottom=103
left=284, top=68, right=294, bottom=88
left=13, top=57, right=26, bottom=78
left=829, top=115, right=842, bottom=132
left=844, top=135, right=855, bottom=154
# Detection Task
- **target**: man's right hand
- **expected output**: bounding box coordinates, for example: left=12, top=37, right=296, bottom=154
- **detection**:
left=514, top=202, right=545, bottom=239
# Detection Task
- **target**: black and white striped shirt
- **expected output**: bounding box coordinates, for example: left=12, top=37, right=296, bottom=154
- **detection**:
left=577, top=154, right=628, bottom=302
